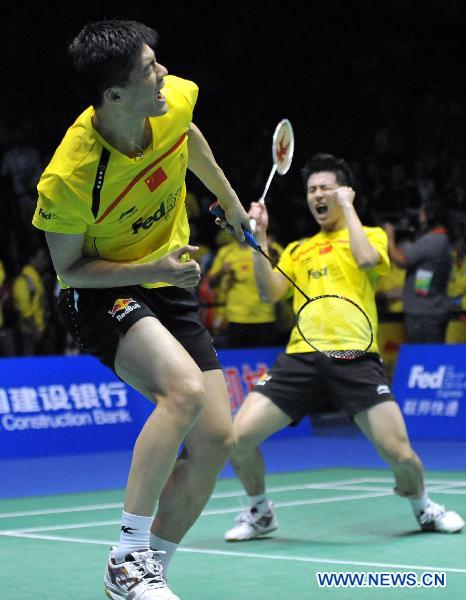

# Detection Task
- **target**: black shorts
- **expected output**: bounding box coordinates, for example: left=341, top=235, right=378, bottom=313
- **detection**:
left=57, top=285, right=221, bottom=373
left=253, top=351, right=395, bottom=422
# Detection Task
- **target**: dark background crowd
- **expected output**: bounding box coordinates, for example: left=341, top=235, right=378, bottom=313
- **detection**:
left=0, top=1, right=464, bottom=357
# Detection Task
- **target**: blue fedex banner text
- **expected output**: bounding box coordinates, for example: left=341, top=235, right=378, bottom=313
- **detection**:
left=392, top=344, right=466, bottom=440
left=0, top=348, right=310, bottom=460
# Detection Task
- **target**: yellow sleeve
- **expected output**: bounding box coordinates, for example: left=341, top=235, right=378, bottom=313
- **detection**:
left=275, top=241, right=299, bottom=279
left=33, top=174, right=94, bottom=234
left=367, top=227, right=390, bottom=275
left=169, top=76, right=199, bottom=111
left=275, top=241, right=299, bottom=299
left=163, top=75, right=199, bottom=128
left=208, top=244, right=230, bottom=278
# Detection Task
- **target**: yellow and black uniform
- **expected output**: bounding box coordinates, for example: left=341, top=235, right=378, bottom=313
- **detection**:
left=253, top=226, right=395, bottom=422
left=208, top=239, right=283, bottom=347
left=32, top=76, right=219, bottom=372
left=278, top=227, right=389, bottom=354
left=33, top=75, right=196, bottom=287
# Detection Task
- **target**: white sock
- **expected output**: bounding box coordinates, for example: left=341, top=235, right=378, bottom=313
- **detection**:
left=248, top=492, right=268, bottom=511
left=115, top=511, right=153, bottom=562
left=410, top=490, right=430, bottom=515
left=150, top=534, right=178, bottom=573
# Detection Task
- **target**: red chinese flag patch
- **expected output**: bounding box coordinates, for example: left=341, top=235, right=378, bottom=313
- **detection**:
left=145, top=167, right=168, bottom=192
left=319, top=245, right=333, bottom=255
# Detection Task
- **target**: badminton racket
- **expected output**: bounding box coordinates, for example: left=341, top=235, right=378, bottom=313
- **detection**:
left=210, top=202, right=373, bottom=359
left=250, top=119, right=295, bottom=232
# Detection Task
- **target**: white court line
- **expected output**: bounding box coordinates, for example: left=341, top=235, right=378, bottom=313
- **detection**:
left=3, top=531, right=466, bottom=575
left=202, top=491, right=392, bottom=515
left=0, top=491, right=397, bottom=535
left=0, top=477, right=375, bottom=519
left=0, top=502, right=124, bottom=520
left=1, top=477, right=465, bottom=520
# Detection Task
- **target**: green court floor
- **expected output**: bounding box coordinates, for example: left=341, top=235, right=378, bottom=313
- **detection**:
left=1, top=468, right=465, bottom=599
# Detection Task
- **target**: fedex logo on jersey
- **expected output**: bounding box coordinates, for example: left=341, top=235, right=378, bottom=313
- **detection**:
left=132, top=188, right=182, bottom=234
left=308, top=266, right=329, bottom=279
left=408, top=365, right=446, bottom=389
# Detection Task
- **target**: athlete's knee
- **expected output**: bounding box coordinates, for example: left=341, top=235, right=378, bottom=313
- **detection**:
left=211, top=428, right=237, bottom=462
left=232, top=427, right=261, bottom=459
left=160, top=375, right=207, bottom=421
left=377, top=439, right=416, bottom=468
left=232, top=392, right=281, bottom=453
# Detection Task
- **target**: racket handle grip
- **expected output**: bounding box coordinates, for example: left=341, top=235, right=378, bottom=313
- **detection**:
left=209, top=201, right=260, bottom=251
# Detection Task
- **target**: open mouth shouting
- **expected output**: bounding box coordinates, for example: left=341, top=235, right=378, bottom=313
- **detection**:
left=315, top=204, right=328, bottom=216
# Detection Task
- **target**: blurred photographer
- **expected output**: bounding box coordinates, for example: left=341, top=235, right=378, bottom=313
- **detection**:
left=385, top=203, right=452, bottom=343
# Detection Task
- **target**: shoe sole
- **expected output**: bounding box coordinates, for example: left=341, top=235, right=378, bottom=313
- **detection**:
left=421, top=526, right=464, bottom=533
left=225, top=525, right=278, bottom=542
left=104, top=586, right=124, bottom=599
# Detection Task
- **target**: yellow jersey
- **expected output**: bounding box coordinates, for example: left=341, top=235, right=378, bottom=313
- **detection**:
left=277, top=227, right=389, bottom=354
left=33, top=75, right=198, bottom=288
left=448, top=250, right=466, bottom=310
left=12, top=264, right=45, bottom=333
left=376, top=261, right=406, bottom=313
left=209, top=240, right=283, bottom=324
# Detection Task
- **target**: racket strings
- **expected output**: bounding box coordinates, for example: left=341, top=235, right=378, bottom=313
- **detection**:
left=297, top=296, right=373, bottom=359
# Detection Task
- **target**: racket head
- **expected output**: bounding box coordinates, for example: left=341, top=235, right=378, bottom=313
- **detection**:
left=272, top=118, right=294, bottom=175
left=296, top=294, right=374, bottom=360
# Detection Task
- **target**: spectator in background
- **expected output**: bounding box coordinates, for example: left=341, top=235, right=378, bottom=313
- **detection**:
left=207, top=232, right=283, bottom=347
left=11, top=246, right=48, bottom=355
left=1, top=122, right=43, bottom=233
left=385, top=202, right=452, bottom=343
left=379, top=164, right=420, bottom=212
left=198, top=228, right=233, bottom=342
left=443, top=162, right=465, bottom=211
left=413, top=158, right=436, bottom=205
left=376, top=260, right=405, bottom=316
left=0, top=259, right=17, bottom=356
left=376, top=227, right=413, bottom=316
left=448, top=236, right=466, bottom=313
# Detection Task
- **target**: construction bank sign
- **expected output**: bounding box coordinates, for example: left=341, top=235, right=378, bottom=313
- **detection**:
left=392, top=345, right=466, bottom=440
left=0, top=355, right=154, bottom=459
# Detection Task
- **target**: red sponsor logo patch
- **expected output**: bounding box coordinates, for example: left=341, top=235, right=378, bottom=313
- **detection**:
left=108, top=298, right=137, bottom=316
left=144, top=167, right=168, bottom=192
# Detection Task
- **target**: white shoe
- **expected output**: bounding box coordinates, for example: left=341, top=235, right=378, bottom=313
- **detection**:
left=416, top=501, right=465, bottom=533
left=224, top=501, right=278, bottom=542
left=104, top=547, right=180, bottom=599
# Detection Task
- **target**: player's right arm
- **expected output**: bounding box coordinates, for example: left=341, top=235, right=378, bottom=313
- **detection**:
left=45, top=232, right=201, bottom=289
left=248, top=202, right=289, bottom=303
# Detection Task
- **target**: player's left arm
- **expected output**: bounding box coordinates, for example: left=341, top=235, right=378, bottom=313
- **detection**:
left=187, top=122, right=251, bottom=241
left=336, top=187, right=381, bottom=270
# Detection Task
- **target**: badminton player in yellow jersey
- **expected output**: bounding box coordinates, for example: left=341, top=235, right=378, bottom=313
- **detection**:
left=223, top=153, right=464, bottom=542
left=32, top=20, right=250, bottom=600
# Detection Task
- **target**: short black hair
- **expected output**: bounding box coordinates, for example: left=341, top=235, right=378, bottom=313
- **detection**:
left=422, top=201, right=448, bottom=230
left=67, top=19, right=159, bottom=107
left=301, top=153, right=355, bottom=189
